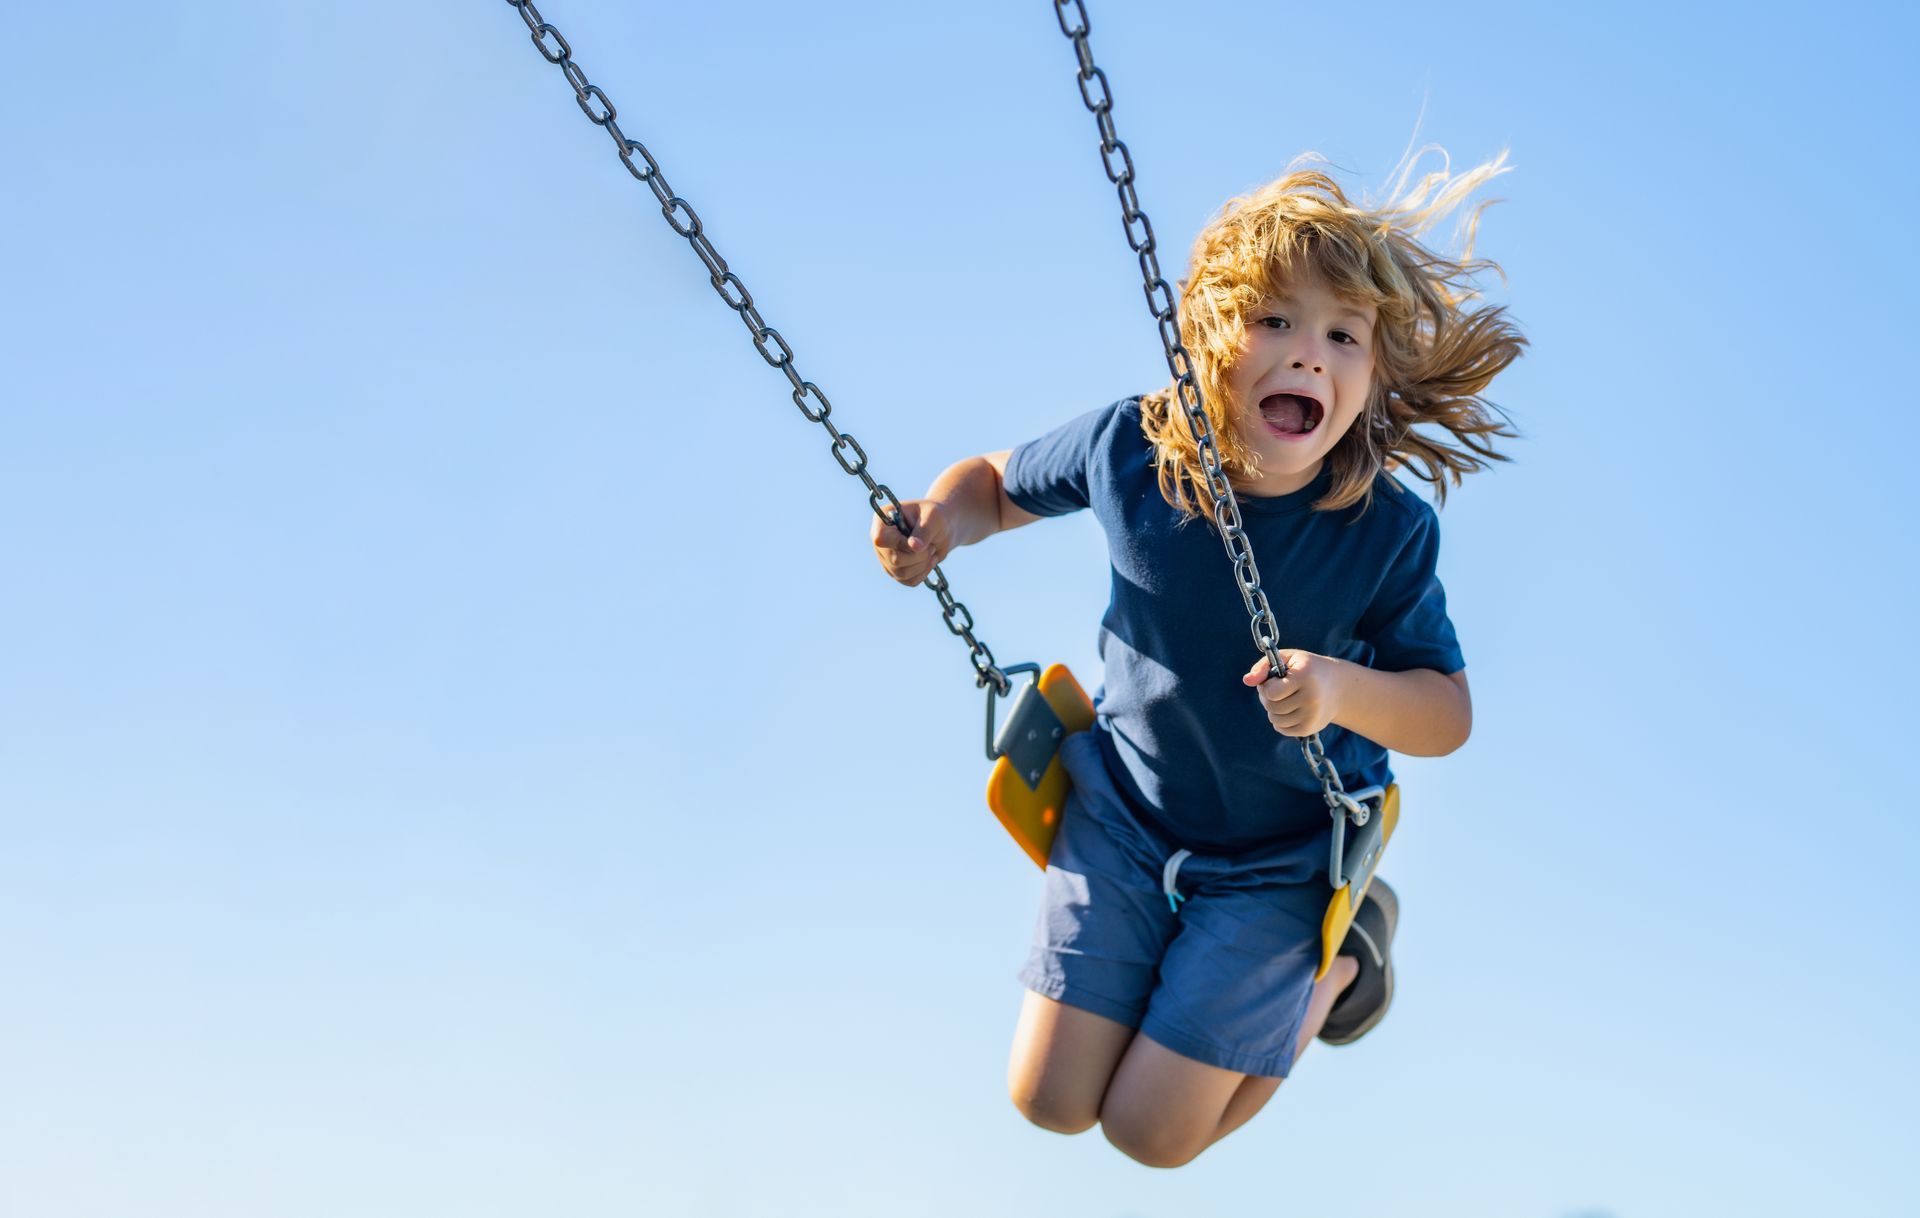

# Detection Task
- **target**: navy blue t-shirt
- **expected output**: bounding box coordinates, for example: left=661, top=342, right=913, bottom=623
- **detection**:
left=1003, top=397, right=1464, bottom=853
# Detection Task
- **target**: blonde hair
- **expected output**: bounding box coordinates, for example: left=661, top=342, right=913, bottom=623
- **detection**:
left=1142, top=147, right=1527, bottom=515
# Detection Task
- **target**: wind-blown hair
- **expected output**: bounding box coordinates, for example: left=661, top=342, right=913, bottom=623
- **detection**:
left=1142, top=147, right=1526, bottom=515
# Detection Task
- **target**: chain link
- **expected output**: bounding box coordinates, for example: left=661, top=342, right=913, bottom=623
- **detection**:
left=501, top=0, right=1010, bottom=695
left=1051, top=0, right=1353, bottom=814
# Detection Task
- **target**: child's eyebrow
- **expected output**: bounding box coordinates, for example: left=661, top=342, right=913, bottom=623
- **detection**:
left=1267, top=295, right=1374, bottom=328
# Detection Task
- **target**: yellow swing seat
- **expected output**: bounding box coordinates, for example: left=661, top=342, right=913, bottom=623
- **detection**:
left=984, top=664, right=1097, bottom=868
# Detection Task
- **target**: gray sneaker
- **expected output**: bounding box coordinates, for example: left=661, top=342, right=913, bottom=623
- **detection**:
left=1318, top=879, right=1398, bottom=1045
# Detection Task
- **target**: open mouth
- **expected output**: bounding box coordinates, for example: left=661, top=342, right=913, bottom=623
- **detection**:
left=1258, top=393, right=1325, bottom=439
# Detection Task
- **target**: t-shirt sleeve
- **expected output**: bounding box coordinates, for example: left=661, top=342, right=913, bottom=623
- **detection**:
left=1356, top=503, right=1465, bottom=674
left=1000, top=403, right=1114, bottom=518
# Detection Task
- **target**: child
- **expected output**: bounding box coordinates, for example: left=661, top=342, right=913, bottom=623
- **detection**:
left=871, top=151, right=1525, bottom=1167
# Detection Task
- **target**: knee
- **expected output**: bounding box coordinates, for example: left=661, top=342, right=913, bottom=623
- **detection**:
left=1008, top=1084, right=1099, bottom=1136
left=1099, top=1108, right=1208, bottom=1169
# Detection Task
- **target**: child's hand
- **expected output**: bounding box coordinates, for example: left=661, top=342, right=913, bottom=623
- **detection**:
left=1243, top=650, right=1345, bottom=737
left=870, top=498, right=954, bottom=587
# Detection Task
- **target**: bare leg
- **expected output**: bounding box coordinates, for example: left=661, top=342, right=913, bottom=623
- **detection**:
left=1013, top=953, right=1361, bottom=1165
left=1101, top=956, right=1361, bottom=1167
left=1205, top=953, right=1358, bottom=1147
left=1006, top=989, right=1137, bottom=1134
left=1098, top=1037, right=1252, bottom=1167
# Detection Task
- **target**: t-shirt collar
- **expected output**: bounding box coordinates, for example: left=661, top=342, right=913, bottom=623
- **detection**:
left=1233, top=461, right=1337, bottom=516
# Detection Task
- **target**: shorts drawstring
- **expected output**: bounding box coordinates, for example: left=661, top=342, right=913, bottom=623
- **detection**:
left=1162, top=848, right=1193, bottom=914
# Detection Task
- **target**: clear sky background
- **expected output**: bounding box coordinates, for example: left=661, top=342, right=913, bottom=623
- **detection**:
left=4, top=2, right=1916, bottom=1215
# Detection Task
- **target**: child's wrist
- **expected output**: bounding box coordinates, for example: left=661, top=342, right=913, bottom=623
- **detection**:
left=1323, top=654, right=1362, bottom=729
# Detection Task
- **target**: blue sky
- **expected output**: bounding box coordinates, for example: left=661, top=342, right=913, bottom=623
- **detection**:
left=3, top=2, right=1916, bottom=1215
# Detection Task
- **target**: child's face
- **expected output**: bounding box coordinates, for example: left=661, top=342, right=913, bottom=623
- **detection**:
left=1223, top=268, right=1377, bottom=496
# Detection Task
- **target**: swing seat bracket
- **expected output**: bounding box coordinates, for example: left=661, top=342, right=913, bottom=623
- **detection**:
left=1317, top=783, right=1401, bottom=982
left=1329, top=784, right=1389, bottom=896
left=990, top=676, right=1069, bottom=789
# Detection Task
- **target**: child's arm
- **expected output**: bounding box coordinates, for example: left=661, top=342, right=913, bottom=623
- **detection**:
left=1243, top=653, right=1471, bottom=757
left=870, top=451, right=1041, bottom=586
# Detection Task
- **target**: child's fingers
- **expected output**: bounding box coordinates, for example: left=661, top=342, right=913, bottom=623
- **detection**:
left=881, top=552, right=924, bottom=584
left=1244, top=651, right=1306, bottom=688
left=876, top=501, right=945, bottom=554
left=1267, top=705, right=1312, bottom=735
left=870, top=529, right=934, bottom=576
left=869, top=513, right=913, bottom=551
left=1255, top=675, right=1297, bottom=708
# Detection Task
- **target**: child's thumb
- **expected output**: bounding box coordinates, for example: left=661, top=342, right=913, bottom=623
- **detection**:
left=901, top=501, right=942, bottom=550
left=1242, top=657, right=1272, bottom=685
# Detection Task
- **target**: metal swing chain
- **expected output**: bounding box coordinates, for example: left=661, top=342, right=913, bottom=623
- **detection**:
left=499, top=0, right=1013, bottom=697
left=1050, top=0, right=1359, bottom=823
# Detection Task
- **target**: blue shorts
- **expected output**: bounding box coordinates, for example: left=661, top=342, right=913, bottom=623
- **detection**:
left=1017, top=730, right=1331, bottom=1079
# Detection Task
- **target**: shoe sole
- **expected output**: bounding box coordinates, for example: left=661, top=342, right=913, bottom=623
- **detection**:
left=1319, top=879, right=1398, bottom=1046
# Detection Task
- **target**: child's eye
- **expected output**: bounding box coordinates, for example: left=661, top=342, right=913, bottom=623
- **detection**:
left=1257, top=316, right=1358, bottom=345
